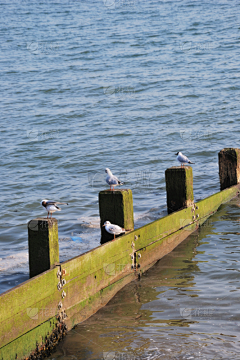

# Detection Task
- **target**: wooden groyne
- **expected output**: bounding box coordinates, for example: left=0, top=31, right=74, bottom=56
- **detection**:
left=0, top=148, right=240, bottom=360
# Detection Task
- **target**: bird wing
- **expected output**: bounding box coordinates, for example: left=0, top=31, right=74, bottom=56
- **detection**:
left=46, top=201, right=68, bottom=205
left=112, top=175, right=123, bottom=185
left=179, top=154, right=189, bottom=162
left=106, top=175, right=119, bottom=185
left=113, top=225, right=125, bottom=233
left=109, top=226, right=115, bottom=233
left=46, top=204, right=61, bottom=211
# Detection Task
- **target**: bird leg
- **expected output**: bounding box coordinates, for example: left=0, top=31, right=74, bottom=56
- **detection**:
left=47, top=212, right=49, bottom=219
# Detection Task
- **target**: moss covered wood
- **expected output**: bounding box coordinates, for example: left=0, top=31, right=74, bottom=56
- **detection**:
left=165, top=166, right=194, bottom=214
left=1, top=184, right=240, bottom=359
left=28, top=218, right=59, bottom=278
left=0, top=267, right=61, bottom=350
left=0, top=317, right=59, bottom=360
left=218, top=148, right=240, bottom=190
left=99, top=189, right=134, bottom=244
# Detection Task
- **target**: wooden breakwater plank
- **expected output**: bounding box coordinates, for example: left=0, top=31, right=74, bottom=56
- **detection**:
left=195, top=183, right=240, bottom=224
left=131, top=206, right=194, bottom=251
left=0, top=233, right=134, bottom=356
left=136, top=225, right=198, bottom=273
left=0, top=268, right=61, bottom=349
left=0, top=187, right=239, bottom=359
left=0, top=317, right=59, bottom=360
left=135, top=184, right=240, bottom=271
left=64, top=273, right=136, bottom=329
left=60, top=234, right=135, bottom=325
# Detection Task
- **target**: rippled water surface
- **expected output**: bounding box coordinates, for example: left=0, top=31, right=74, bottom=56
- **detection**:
left=1, top=0, right=240, bottom=355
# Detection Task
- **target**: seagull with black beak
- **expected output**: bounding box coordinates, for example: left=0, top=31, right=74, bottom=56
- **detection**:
left=102, top=221, right=125, bottom=240
left=41, top=200, right=68, bottom=218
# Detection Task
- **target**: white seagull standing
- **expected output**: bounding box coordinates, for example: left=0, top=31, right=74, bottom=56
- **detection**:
left=102, top=221, right=125, bottom=240
left=41, top=200, right=68, bottom=218
left=175, top=152, right=194, bottom=167
left=105, top=168, right=124, bottom=191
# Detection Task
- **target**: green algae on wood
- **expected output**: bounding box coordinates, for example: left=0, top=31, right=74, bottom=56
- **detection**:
left=0, top=267, right=61, bottom=349
left=99, top=189, right=134, bottom=244
left=218, top=148, right=240, bottom=190
left=28, top=218, right=59, bottom=278
left=165, top=166, right=194, bottom=214
left=1, top=178, right=240, bottom=359
left=0, top=317, right=60, bottom=360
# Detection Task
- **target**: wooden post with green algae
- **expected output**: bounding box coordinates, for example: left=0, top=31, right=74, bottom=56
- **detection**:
left=165, top=166, right=194, bottom=214
left=218, top=148, right=240, bottom=190
left=99, top=189, right=134, bottom=244
left=28, top=218, right=59, bottom=278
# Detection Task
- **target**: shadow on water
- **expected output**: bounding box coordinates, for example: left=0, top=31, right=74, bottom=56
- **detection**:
left=47, top=197, right=240, bottom=360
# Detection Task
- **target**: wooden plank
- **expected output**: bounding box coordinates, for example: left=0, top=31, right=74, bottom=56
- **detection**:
left=135, top=185, right=240, bottom=272
left=0, top=317, right=58, bottom=360
left=130, top=206, right=194, bottom=251
left=0, top=184, right=239, bottom=359
left=64, top=273, right=136, bottom=330
left=0, top=268, right=61, bottom=348
left=60, top=233, right=134, bottom=317
left=0, top=236, right=132, bottom=350
left=195, top=184, right=240, bottom=221
left=136, top=225, right=198, bottom=273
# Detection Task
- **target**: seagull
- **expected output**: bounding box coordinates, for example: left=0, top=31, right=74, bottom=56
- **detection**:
left=175, top=152, right=194, bottom=167
left=105, top=168, right=124, bottom=191
left=102, top=221, right=125, bottom=240
left=41, top=200, right=68, bottom=218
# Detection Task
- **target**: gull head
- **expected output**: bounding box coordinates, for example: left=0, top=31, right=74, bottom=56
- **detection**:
left=105, top=168, right=111, bottom=175
left=41, top=199, right=48, bottom=206
left=103, top=220, right=111, bottom=227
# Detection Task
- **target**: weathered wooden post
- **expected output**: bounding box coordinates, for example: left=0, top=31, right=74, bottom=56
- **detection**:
left=28, top=218, right=59, bottom=278
left=218, top=148, right=240, bottom=190
left=165, top=166, right=194, bottom=214
left=99, top=189, right=134, bottom=244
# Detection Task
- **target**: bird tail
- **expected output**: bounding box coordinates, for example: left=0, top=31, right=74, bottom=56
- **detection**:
left=188, top=161, right=194, bottom=164
left=119, top=181, right=124, bottom=185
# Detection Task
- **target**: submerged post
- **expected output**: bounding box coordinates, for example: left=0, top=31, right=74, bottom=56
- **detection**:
left=28, top=218, right=59, bottom=278
left=99, top=189, right=134, bottom=244
left=218, top=148, right=240, bottom=190
left=165, top=166, right=194, bottom=214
